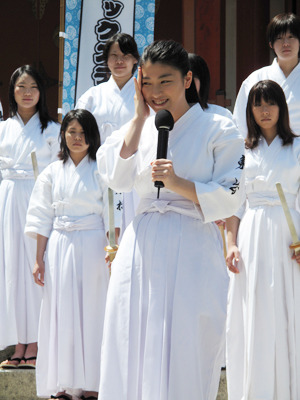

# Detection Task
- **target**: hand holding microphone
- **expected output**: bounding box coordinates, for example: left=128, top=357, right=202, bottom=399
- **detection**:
left=153, top=110, right=174, bottom=198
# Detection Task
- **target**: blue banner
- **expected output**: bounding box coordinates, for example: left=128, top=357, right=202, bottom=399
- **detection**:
left=62, top=0, right=155, bottom=115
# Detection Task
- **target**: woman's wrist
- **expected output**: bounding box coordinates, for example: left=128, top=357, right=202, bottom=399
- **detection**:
left=36, top=253, right=45, bottom=264
left=132, top=113, right=147, bottom=126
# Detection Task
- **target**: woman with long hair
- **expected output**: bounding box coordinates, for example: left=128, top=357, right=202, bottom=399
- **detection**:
left=226, top=80, right=300, bottom=399
left=0, top=65, right=59, bottom=368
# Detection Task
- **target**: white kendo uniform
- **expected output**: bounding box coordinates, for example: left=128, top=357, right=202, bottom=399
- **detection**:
left=25, top=156, right=111, bottom=397
left=97, top=104, right=245, bottom=400
left=0, top=113, right=59, bottom=349
left=227, top=136, right=300, bottom=400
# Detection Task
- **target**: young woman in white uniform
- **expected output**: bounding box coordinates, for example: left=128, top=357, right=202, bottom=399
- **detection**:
left=26, top=109, right=112, bottom=400
left=77, top=33, right=140, bottom=232
left=0, top=65, right=59, bottom=368
left=97, top=40, right=244, bottom=400
left=226, top=80, right=300, bottom=400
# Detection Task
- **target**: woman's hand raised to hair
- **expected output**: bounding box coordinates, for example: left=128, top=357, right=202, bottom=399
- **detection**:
left=133, top=67, right=150, bottom=122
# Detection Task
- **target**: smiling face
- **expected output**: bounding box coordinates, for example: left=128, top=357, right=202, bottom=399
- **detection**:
left=14, top=73, right=40, bottom=114
left=270, top=29, right=300, bottom=64
left=252, top=98, right=279, bottom=139
left=64, top=119, right=89, bottom=165
left=141, top=61, right=192, bottom=122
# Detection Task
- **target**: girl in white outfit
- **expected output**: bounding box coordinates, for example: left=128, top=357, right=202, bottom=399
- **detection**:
left=26, top=109, right=112, bottom=400
left=76, top=33, right=141, bottom=233
left=0, top=65, right=59, bottom=368
left=226, top=80, right=300, bottom=400
left=97, top=40, right=244, bottom=400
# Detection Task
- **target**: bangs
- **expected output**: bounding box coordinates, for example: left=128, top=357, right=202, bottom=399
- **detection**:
left=268, top=13, right=300, bottom=44
left=251, top=84, right=278, bottom=106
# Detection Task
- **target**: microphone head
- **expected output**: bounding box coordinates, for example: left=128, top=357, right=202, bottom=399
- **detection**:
left=155, top=110, right=174, bottom=131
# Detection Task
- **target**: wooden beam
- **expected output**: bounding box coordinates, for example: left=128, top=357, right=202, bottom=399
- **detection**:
left=195, top=0, right=225, bottom=102
left=182, top=0, right=195, bottom=52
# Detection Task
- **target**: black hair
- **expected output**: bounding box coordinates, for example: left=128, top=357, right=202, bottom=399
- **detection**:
left=103, top=33, right=140, bottom=74
left=267, top=13, right=300, bottom=56
left=188, top=53, right=210, bottom=109
left=58, top=109, right=100, bottom=162
left=140, top=40, right=200, bottom=105
left=9, top=65, right=54, bottom=132
left=246, top=80, right=297, bottom=149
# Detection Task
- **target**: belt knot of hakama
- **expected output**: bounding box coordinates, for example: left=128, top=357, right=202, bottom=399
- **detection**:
left=136, top=194, right=203, bottom=220
left=53, top=214, right=104, bottom=232
left=0, top=168, right=34, bottom=180
left=248, top=192, right=296, bottom=209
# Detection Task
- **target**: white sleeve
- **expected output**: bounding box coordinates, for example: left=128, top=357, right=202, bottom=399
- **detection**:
left=233, top=80, right=249, bottom=139
left=195, top=120, right=245, bottom=223
left=97, top=122, right=138, bottom=193
left=75, top=89, right=94, bottom=111
left=234, top=199, right=247, bottom=220
left=45, top=122, right=60, bottom=162
left=25, top=166, right=55, bottom=239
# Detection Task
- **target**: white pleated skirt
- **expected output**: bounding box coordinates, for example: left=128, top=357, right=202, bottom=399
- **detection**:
left=226, top=205, right=300, bottom=400
left=36, top=226, right=109, bottom=397
left=99, top=210, right=229, bottom=400
left=0, top=178, right=42, bottom=349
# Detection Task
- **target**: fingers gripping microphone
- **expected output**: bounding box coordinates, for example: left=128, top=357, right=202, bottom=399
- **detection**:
left=154, top=110, right=174, bottom=198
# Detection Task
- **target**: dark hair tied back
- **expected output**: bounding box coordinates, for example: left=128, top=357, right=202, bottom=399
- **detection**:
left=141, top=40, right=200, bottom=105
left=188, top=53, right=210, bottom=109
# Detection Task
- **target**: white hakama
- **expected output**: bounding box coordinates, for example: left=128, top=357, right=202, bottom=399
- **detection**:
left=97, top=104, right=245, bottom=400
left=25, top=157, right=110, bottom=397
left=226, top=136, right=300, bottom=400
left=0, top=113, right=59, bottom=349
left=76, top=76, right=141, bottom=232
left=233, top=58, right=300, bottom=137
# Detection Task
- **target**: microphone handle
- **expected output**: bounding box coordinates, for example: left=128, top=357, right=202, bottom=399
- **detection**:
left=154, top=128, right=169, bottom=191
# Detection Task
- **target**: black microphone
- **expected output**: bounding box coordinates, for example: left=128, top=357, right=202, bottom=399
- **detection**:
left=154, top=110, right=174, bottom=198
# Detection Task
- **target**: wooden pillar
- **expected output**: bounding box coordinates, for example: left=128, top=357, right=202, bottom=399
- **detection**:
left=194, top=0, right=226, bottom=103
left=236, top=0, right=270, bottom=92
left=154, top=0, right=183, bottom=43
left=182, top=0, right=196, bottom=52
left=285, top=0, right=300, bottom=13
